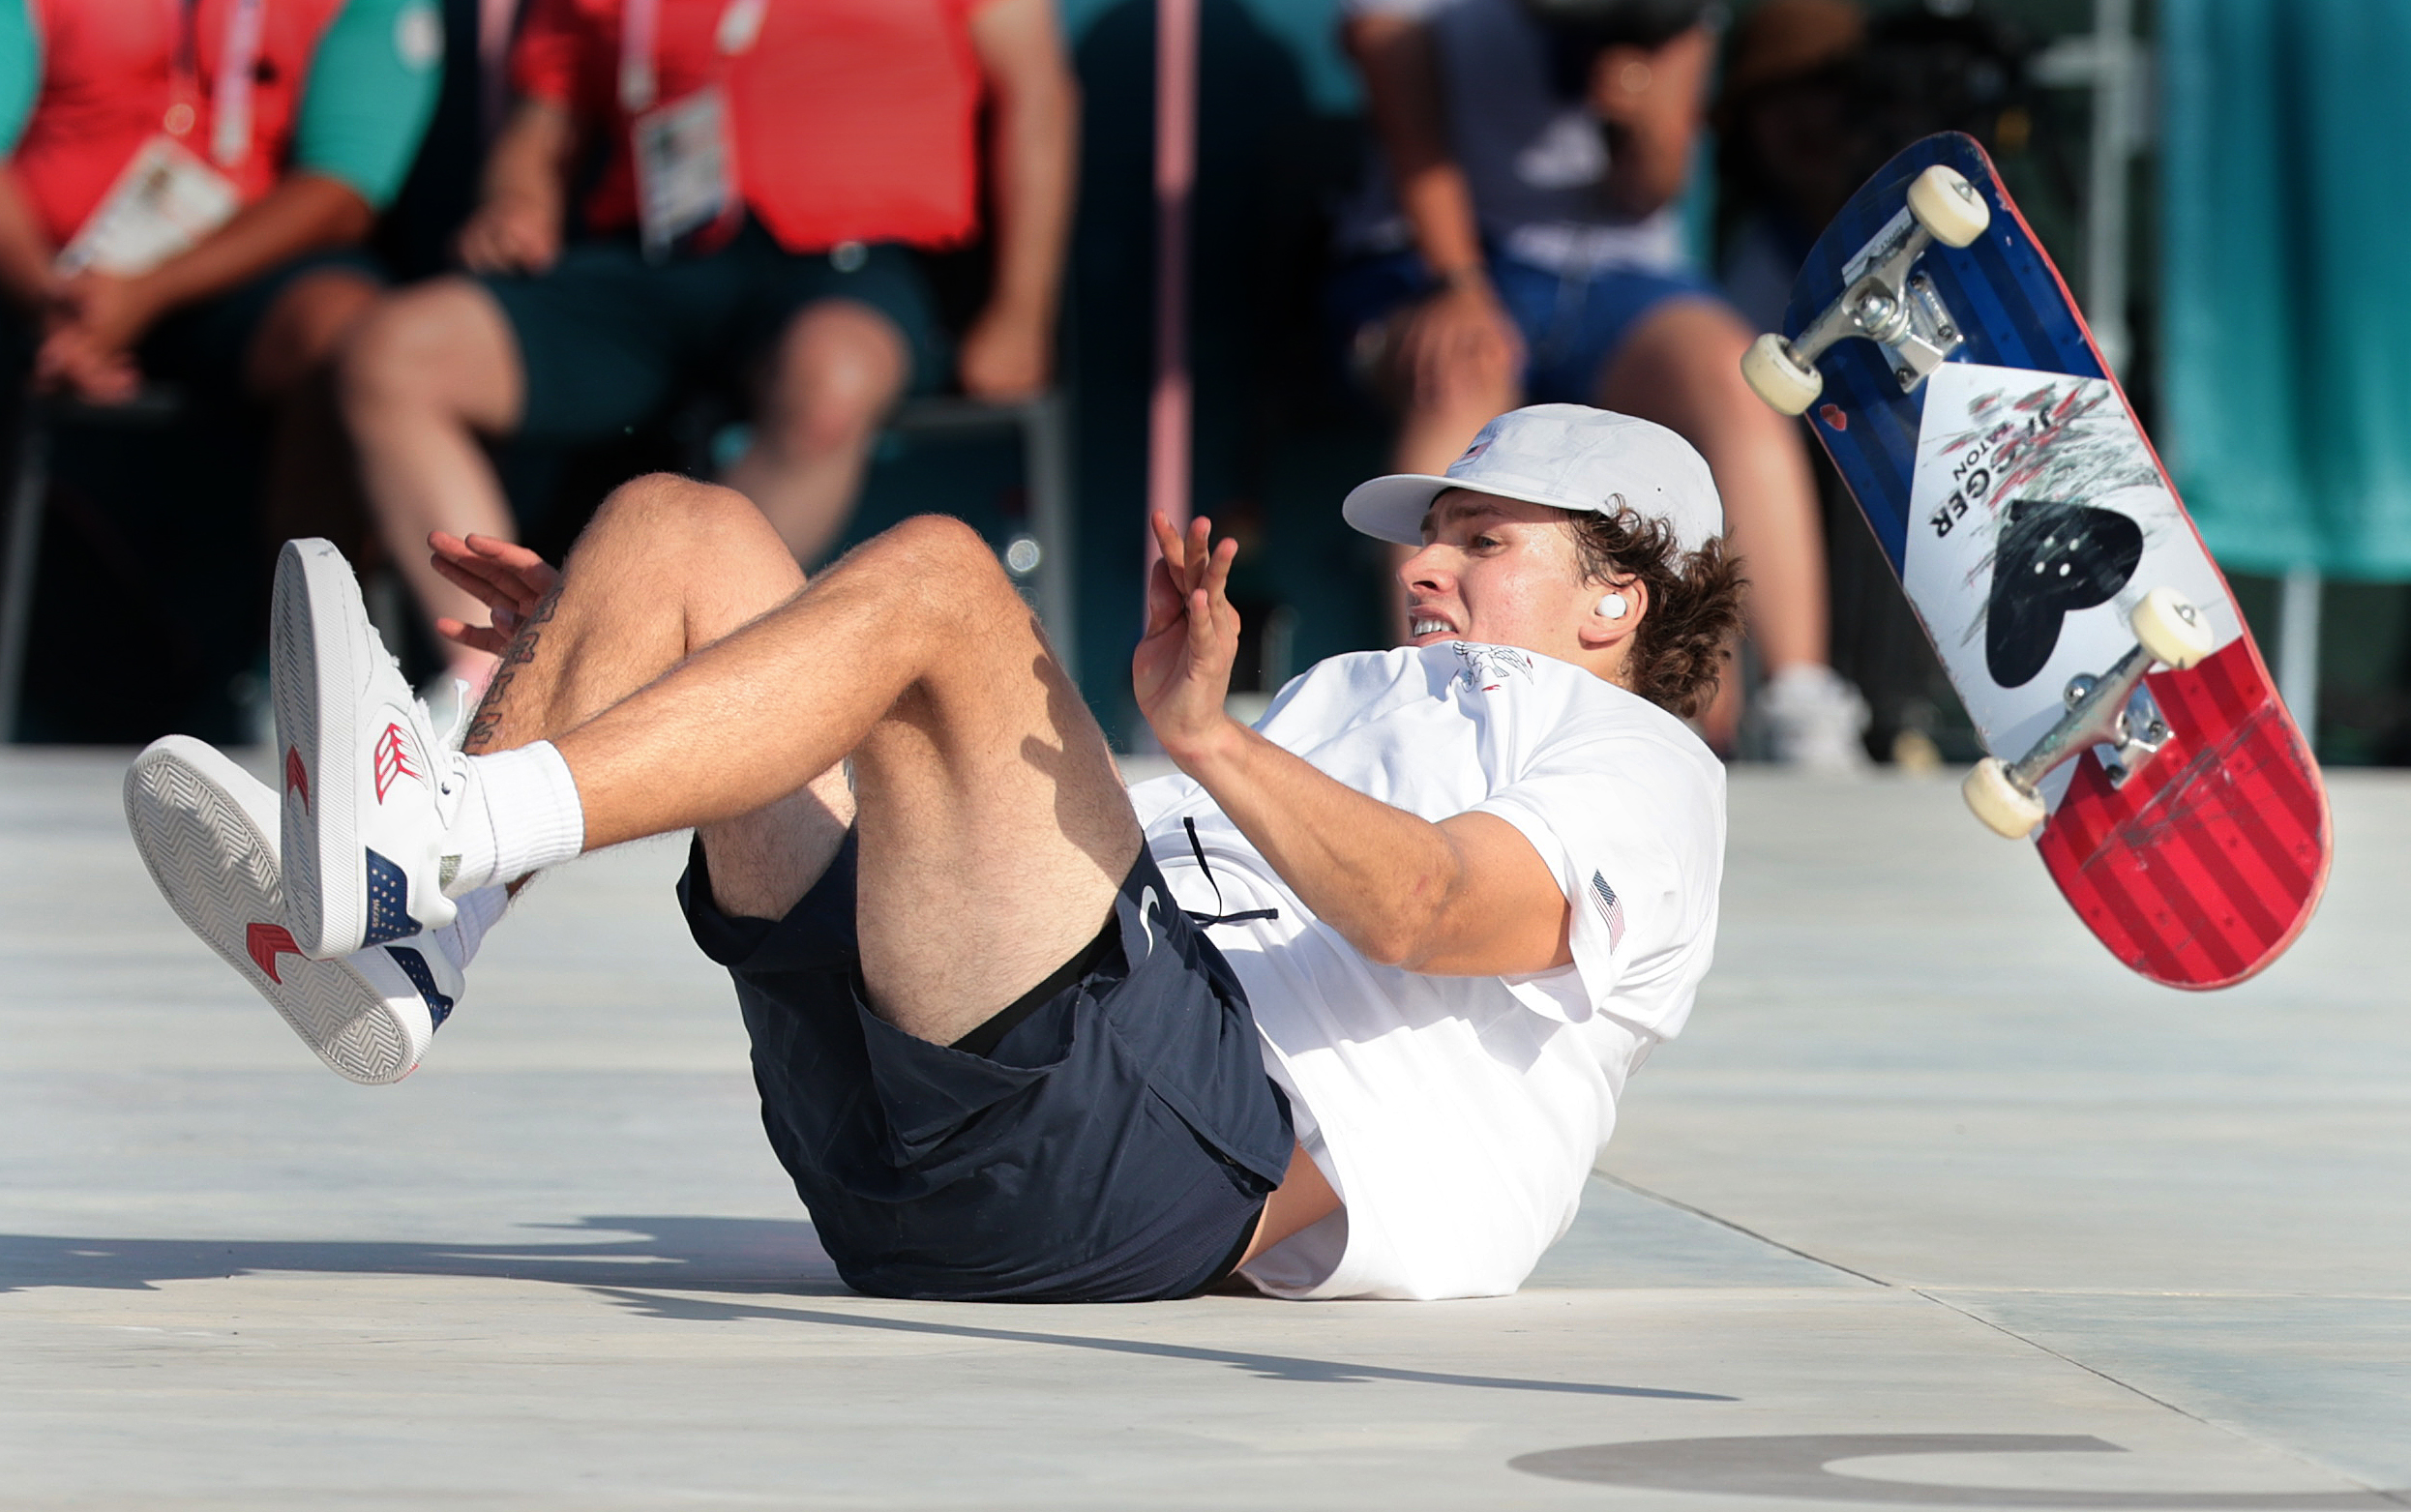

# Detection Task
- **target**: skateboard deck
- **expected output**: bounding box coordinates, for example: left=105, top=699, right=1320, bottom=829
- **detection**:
left=1770, top=133, right=2329, bottom=989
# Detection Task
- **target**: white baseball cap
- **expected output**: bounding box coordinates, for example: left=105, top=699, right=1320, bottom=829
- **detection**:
left=1342, top=404, right=1724, bottom=554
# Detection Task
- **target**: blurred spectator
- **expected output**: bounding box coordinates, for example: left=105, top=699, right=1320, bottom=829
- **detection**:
left=0, top=0, right=442, bottom=539
left=1711, top=0, right=1866, bottom=336
left=1331, top=0, right=1867, bottom=767
left=1713, top=0, right=2035, bottom=765
left=1717, top=0, right=2032, bottom=336
left=341, top=0, right=1078, bottom=690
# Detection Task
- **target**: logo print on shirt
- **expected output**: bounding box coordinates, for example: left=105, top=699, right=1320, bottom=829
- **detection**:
left=283, top=746, right=311, bottom=811
left=246, top=921, right=301, bottom=984
left=372, top=724, right=420, bottom=803
left=1590, top=872, right=1627, bottom=950
left=1453, top=642, right=1533, bottom=693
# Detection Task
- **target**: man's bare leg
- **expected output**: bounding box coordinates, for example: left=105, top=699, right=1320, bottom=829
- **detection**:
left=456, top=478, right=1337, bottom=1255
left=491, top=492, right=1131, bottom=1046
left=460, top=476, right=855, bottom=915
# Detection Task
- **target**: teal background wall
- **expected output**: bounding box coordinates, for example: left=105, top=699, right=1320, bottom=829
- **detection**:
left=2161, top=0, right=2411, bottom=581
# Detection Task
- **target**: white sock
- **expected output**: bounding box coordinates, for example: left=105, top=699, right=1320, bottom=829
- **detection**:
left=432, top=884, right=508, bottom=968
left=442, top=741, right=585, bottom=897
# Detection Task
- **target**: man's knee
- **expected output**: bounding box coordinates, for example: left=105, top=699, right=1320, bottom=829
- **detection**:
left=584, top=474, right=788, bottom=568
left=859, top=514, right=1021, bottom=614
left=249, top=270, right=381, bottom=397
left=339, top=281, right=512, bottom=425
left=766, top=303, right=909, bottom=456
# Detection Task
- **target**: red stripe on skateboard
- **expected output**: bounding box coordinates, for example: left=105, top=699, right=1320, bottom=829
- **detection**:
left=2039, top=640, right=2325, bottom=986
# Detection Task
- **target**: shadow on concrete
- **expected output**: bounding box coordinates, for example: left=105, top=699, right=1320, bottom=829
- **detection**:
left=1512, top=1434, right=2409, bottom=1508
left=0, top=1217, right=1736, bottom=1402
left=584, top=1284, right=1739, bottom=1401
left=0, top=1215, right=848, bottom=1294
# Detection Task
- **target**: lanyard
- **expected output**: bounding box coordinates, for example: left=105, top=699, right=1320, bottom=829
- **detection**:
left=164, top=0, right=266, bottom=167
left=619, top=0, right=768, bottom=114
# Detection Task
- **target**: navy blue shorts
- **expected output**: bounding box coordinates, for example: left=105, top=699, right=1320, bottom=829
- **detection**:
left=678, top=833, right=1294, bottom=1303
left=1329, top=247, right=1716, bottom=403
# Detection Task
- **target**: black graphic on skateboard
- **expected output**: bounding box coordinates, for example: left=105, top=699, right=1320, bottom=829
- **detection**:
left=1985, top=499, right=2143, bottom=689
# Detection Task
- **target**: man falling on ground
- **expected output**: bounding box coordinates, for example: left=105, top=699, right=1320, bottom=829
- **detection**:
left=127, top=403, right=1740, bottom=1302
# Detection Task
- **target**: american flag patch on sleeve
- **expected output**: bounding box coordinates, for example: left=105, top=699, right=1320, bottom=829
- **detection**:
left=1589, top=872, right=1627, bottom=949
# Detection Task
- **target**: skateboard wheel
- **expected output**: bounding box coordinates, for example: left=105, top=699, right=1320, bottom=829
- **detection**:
left=1963, top=757, right=2045, bottom=839
left=1741, top=332, right=1823, bottom=416
left=2130, top=586, right=2214, bottom=670
left=1908, top=164, right=1990, bottom=249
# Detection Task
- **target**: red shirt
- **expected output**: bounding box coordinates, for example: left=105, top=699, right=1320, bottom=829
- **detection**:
left=514, top=0, right=990, bottom=254
left=13, top=0, right=343, bottom=248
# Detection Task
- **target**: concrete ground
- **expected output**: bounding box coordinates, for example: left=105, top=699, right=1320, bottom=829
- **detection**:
left=4, top=747, right=2406, bottom=1510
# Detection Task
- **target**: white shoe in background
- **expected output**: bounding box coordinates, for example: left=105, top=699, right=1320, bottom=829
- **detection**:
left=1759, top=664, right=1872, bottom=773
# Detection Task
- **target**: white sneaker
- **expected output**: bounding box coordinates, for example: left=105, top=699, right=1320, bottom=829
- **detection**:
left=1759, top=664, right=1873, bottom=773
left=272, top=538, right=469, bottom=960
left=124, top=735, right=468, bottom=1084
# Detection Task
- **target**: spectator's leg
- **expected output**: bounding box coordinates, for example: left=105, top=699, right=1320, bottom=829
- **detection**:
left=1374, top=296, right=1524, bottom=640
left=1599, top=297, right=1866, bottom=766
left=245, top=269, right=383, bottom=397
left=461, top=473, right=850, bottom=919
left=340, top=277, right=526, bottom=683
left=247, top=268, right=384, bottom=570
left=721, top=300, right=910, bottom=567
left=1597, top=296, right=1824, bottom=671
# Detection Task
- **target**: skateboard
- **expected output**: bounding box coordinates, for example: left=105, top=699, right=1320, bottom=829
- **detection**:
left=1741, top=133, right=2329, bottom=989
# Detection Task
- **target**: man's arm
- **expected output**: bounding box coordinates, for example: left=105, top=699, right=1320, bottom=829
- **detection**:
left=456, top=98, right=578, bottom=274
left=1135, top=514, right=1572, bottom=976
left=1341, top=12, right=1522, bottom=390
left=37, top=172, right=372, bottom=399
left=76, top=171, right=374, bottom=333
left=1590, top=24, right=1713, bottom=218
left=1345, top=13, right=1481, bottom=281
left=0, top=0, right=51, bottom=313
left=39, top=0, right=444, bottom=392
left=959, top=0, right=1078, bottom=400
left=0, top=169, right=52, bottom=316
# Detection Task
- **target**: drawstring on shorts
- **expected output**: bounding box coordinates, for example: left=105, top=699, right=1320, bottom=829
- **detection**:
left=1179, top=817, right=1280, bottom=930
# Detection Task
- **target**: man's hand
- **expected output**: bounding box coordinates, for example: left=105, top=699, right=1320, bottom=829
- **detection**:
left=956, top=301, right=1052, bottom=400
left=1391, top=274, right=1524, bottom=408
left=429, top=531, right=559, bottom=655
left=456, top=193, right=562, bottom=275
left=1133, top=512, right=1243, bottom=764
left=34, top=272, right=160, bottom=402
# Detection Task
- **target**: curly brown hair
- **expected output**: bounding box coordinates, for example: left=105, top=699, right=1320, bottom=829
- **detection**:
left=1566, top=507, right=1747, bottom=720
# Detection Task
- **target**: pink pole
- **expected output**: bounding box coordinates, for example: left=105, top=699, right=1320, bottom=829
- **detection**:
left=1147, top=0, right=1198, bottom=552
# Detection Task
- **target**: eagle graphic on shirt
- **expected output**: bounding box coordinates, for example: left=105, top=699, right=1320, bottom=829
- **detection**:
left=1451, top=642, right=1533, bottom=693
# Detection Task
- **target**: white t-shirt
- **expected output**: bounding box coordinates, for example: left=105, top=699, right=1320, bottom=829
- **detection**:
left=1337, top=0, right=1688, bottom=276
left=1126, top=642, right=1725, bottom=1300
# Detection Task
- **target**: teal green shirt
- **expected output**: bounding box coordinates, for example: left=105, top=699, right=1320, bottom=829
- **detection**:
left=0, top=0, right=442, bottom=211
left=0, top=0, right=35, bottom=159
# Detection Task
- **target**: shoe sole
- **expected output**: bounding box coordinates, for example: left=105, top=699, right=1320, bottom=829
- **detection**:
left=271, top=539, right=367, bottom=959
left=124, top=736, right=433, bottom=1085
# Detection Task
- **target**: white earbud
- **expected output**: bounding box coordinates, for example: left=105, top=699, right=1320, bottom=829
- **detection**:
left=1597, top=594, right=1629, bottom=620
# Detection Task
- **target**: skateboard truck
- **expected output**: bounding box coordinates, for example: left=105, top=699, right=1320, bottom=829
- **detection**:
left=1962, top=587, right=2216, bottom=839
left=1741, top=164, right=1993, bottom=417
